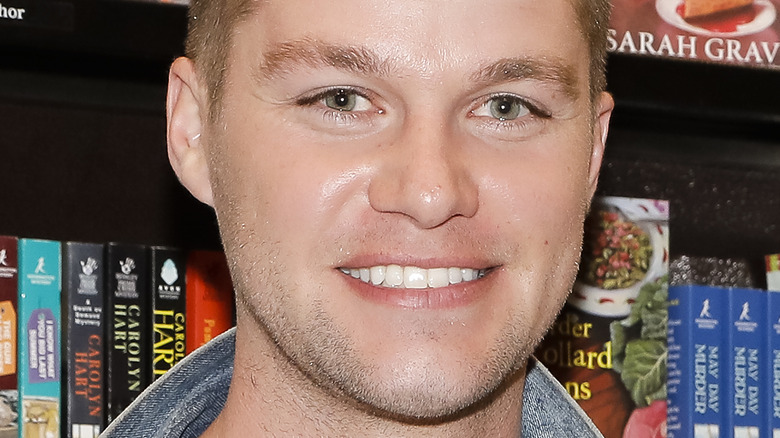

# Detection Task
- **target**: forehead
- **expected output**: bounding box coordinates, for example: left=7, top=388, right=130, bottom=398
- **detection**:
left=232, top=0, right=588, bottom=88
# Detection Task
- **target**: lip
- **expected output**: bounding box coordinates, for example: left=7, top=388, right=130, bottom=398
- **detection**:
left=337, top=264, right=497, bottom=310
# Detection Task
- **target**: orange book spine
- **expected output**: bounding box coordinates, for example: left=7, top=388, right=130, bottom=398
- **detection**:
left=185, top=250, right=234, bottom=355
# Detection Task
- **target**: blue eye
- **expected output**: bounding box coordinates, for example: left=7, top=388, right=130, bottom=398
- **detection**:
left=324, top=89, right=358, bottom=111
left=474, top=95, right=530, bottom=121
left=490, top=96, right=526, bottom=120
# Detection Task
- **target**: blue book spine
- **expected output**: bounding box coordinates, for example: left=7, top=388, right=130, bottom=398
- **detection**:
left=667, top=284, right=726, bottom=438
left=768, top=289, right=780, bottom=438
left=727, top=287, right=765, bottom=438
left=17, top=238, right=61, bottom=438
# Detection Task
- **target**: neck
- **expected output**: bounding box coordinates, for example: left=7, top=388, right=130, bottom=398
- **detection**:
left=202, top=316, right=528, bottom=437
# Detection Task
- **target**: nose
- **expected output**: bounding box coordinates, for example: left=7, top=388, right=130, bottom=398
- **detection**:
left=367, top=120, right=479, bottom=229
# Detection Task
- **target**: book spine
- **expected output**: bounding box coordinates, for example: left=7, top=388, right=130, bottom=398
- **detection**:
left=665, top=284, right=691, bottom=438
left=768, top=289, right=780, bottom=438
left=697, top=286, right=726, bottom=438
left=727, top=287, right=765, bottom=438
left=104, top=243, right=150, bottom=423
left=185, top=250, right=234, bottom=354
left=768, top=254, right=780, bottom=291
left=17, top=238, right=61, bottom=438
left=0, top=236, right=18, bottom=436
left=63, top=242, right=105, bottom=438
left=667, top=284, right=726, bottom=437
left=150, top=246, right=186, bottom=381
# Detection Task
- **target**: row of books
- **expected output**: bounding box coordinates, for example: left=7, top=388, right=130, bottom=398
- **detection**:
left=537, top=196, right=780, bottom=438
left=0, top=236, right=235, bottom=438
left=667, top=282, right=780, bottom=438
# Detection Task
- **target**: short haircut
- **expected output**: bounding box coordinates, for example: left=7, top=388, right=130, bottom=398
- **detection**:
left=185, top=0, right=254, bottom=119
left=184, top=0, right=612, bottom=119
left=573, top=0, right=612, bottom=98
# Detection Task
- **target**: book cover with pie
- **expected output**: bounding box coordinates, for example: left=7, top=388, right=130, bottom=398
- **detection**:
left=185, top=250, right=234, bottom=355
left=536, top=196, right=669, bottom=438
left=609, top=0, right=780, bottom=69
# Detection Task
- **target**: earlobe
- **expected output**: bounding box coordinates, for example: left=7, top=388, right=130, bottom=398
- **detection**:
left=587, top=92, right=614, bottom=197
left=167, top=57, right=215, bottom=207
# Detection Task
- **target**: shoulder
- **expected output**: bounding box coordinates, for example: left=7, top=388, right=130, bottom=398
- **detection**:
left=522, top=356, right=604, bottom=438
left=100, top=328, right=236, bottom=438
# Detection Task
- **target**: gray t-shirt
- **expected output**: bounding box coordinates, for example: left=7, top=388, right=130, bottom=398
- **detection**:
left=101, top=328, right=603, bottom=437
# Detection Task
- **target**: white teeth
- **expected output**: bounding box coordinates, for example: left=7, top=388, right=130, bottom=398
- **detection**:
left=403, top=266, right=428, bottom=289
left=385, top=265, right=404, bottom=287
left=369, top=266, right=385, bottom=285
left=340, top=265, right=485, bottom=289
left=427, top=268, right=450, bottom=288
left=448, top=267, right=462, bottom=284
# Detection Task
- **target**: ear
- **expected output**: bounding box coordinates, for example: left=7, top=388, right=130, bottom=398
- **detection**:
left=586, top=92, right=614, bottom=198
left=167, top=56, right=214, bottom=207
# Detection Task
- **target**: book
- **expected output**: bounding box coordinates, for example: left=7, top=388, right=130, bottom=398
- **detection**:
left=62, top=242, right=105, bottom=438
left=185, top=250, right=233, bottom=355
left=768, top=253, right=780, bottom=291
left=17, top=238, right=61, bottom=438
left=608, top=0, right=780, bottom=70
left=536, top=196, right=669, bottom=438
left=726, top=287, right=765, bottom=438
left=768, top=284, right=780, bottom=438
left=105, top=242, right=150, bottom=423
left=666, top=284, right=727, bottom=438
left=149, top=246, right=186, bottom=381
left=0, top=236, right=18, bottom=438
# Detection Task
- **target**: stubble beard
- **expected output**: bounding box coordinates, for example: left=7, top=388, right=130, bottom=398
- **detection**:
left=225, top=235, right=560, bottom=425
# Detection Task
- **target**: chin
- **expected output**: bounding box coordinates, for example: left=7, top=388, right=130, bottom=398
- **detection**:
left=349, top=375, right=498, bottom=422
left=320, top=341, right=530, bottom=423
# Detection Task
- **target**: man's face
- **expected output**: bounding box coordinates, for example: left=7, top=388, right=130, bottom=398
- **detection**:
left=201, top=0, right=610, bottom=420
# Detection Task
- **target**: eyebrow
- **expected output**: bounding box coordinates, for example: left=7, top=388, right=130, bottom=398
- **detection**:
left=255, top=38, right=390, bottom=82
left=470, top=57, right=580, bottom=100
left=254, top=39, right=580, bottom=100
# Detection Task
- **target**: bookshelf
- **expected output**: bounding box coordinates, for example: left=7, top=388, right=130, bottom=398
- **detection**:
left=1, top=0, right=779, bottom=284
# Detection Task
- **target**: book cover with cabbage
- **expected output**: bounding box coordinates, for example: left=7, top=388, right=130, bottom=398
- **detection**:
left=536, top=196, right=669, bottom=438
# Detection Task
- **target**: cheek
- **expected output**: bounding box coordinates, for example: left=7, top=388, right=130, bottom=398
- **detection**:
left=490, top=144, right=592, bottom=241
left=486, top=137, right=593, bottom=303
left=208, top=120, right=370, bottom=265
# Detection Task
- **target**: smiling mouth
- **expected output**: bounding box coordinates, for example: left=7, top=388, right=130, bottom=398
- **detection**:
left=338, top=265, right=488, bottom=289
